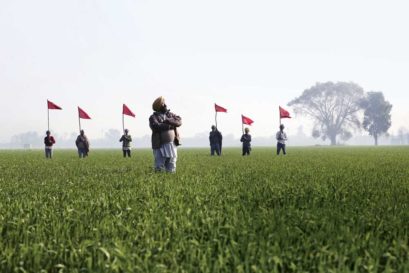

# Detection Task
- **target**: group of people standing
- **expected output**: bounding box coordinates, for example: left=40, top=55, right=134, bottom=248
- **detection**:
left=209, top=124, right=287, bottom=157
left=43, top=96, right=288, bottom=173
left=208, top=126, right=253, bottom=156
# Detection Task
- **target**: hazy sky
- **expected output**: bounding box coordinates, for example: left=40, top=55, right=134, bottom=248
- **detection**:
left=1, top=0, right=408, bottom=143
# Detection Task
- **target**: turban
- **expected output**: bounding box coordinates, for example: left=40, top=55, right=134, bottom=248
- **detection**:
left=152, top=96, right=165, bottom=111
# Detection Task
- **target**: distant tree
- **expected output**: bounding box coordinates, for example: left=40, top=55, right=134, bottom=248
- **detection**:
left=360, top=92, right=392, bottom=146
left=288, top=82, right=364, bottom=145
left=103, top=129, right=121, bottom=146
left=11, top=131, right=41, bottom=147
left=397, top=127, right=407, bottom=145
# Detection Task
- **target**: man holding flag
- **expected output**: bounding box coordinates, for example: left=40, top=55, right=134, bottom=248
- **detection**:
left=45, top=100, right=62, bottom=158
left=44, top=130, right=56, bottom=159
left=209, top=125, right=222, bottom=156
left=120, top=104, right=135, bottom=157
left=76, top=130, right=90, bottom=158
left=276, top=106, right=291, bottom=155
left=76, top=107, right=91, bottom=158
left=119, top=129, right=132, bottom=158
left=214, top=103, right=227, bottom=154
left=276, top=124, right=288, bottom=155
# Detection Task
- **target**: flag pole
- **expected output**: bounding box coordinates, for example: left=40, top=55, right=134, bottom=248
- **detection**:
left=122, top=113, right=125, bottom=133
left=279, top=107, right=282, bottom=126
left=241, top=115, right=244, bottom=135
left=215, top=111, right=218, bottom=128
left=79, top=116, right=81, bottom=132
left=47, top=107, right=50, bottom=131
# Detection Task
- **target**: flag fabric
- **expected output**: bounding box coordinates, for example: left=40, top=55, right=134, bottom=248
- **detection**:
left=241, top=115, right=254, bottom=125
left=215, top=103, right=227, bottom=113
left=123, top=104, right=135, bottom=117
left=47, top=100, right=62, bottom=110
left=279, top=106, right=291, bottom=119
left=78, top=107, right=91, bottom=119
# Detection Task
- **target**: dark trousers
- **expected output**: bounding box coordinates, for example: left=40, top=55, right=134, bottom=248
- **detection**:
left=277, top=143, right=286, bottom=155
left=123, top=149, right=131, bottom=157
left=78, top=148, right=88, bottom=158
left=210, top=144, right=221, bottom=156
left=242, top=146, right=250, bottom=156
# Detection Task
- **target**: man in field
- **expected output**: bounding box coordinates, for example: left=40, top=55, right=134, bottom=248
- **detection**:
left=119, top=129, right=132, bottom=158
left=209, top=125, right=222, bottom=156
left=44, top=130, right=56, bottom=159
left=75, top=130, right=90, bottom=158
left=149, top=96, right=182, bottom=173
left=276, top=124, right=287, bottom=155
left=240, top=127, right=252, bottom=156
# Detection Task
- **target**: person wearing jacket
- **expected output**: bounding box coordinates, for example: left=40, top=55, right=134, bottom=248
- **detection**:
left=75, top=130, right=90, bottom=158
left=119, top=129, right=132, bottom=157
left=44, top=130, right=56, bottom=159
left=209, top=125, right=222, bottom=156
left=149, top=96, right=182, bottom=173
left=240, top=127, right=252, bottom=156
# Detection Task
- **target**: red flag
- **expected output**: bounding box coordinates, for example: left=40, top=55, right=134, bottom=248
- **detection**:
left=279, top=106, right=291, bottom=119
left=242, top=115, right=254, bottom=125
left=47, top=100, right=62, bottom=110
left=78, top=107, right=91, bottom=119
left=123, top=104, right=135, bottom=117
left=215, top=103, right=227, bottom=113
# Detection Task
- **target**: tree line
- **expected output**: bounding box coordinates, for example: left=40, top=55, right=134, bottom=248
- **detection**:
left=288, top=81, right=392, bottom=146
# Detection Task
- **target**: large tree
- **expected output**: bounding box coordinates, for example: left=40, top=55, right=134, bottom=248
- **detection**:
left=360, top=92, right=392, bottom=146
left=288, top=82, right=364, bottom=145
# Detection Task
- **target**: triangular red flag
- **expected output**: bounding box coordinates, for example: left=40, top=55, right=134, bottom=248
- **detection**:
left=215, top=103, right=227, bottom=113
left=78, top=107, right=91, bottom=119
left=242, top=115, right=254, bottom=125
left=123, top=104, right=135, bottom=117
left=279, top=106, right=291, bottom=119
left=47, top=100, right=62, bottom=110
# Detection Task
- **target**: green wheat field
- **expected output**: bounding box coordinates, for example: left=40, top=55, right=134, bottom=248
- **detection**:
left=0, top=147, right=409, bottom=272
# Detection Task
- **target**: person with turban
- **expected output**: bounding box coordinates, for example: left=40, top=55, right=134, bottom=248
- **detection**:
left=240, top=127, right=252, bottom=156
left=149, top=96, right=182, bottom=172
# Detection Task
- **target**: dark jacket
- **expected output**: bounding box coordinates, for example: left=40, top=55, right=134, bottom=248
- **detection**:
left=119, top=134, right=132, bottom=148
left=149, top=111, right=182, bottom=149
left=44, top=136, right=56, bottom=147
left=209, top=130, right=222, bottom=146
left=240, top=134, right=252, bottom=147
left=75, top=135, right=89, bottom=151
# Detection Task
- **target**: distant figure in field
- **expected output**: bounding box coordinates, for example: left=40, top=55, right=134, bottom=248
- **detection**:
left=209, top=125, right=222, bottom=156
left=149, top=96, right=182, bottom=173
left=44, top=130, right=56, bottom=159
left=240, top=127, right=252, bottom=156
left=75, top=130, right=90, bottom=158
left=276, top=124, right=287, bottom=155
left=119, top=129, right=132, bottom=158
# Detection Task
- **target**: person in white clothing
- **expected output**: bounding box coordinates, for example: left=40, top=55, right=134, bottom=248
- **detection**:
left=276, top=124, right=287, bottom=155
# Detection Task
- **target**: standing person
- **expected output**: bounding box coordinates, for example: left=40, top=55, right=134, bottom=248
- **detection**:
left=149, top=96, right=182, bottom=173
left=276, top=124, right=288, bottom=155
left=119, top=129, right=132, bottom=158
left=44, top=130, right=56, bottom=159
left=209, top=125, right=222, bottom=156
left=75, top=130, right=90, bottom=158
left=240, top=127, right=252, bottom=156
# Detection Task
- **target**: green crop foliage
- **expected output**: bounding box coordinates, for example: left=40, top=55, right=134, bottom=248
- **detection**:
left=0, top=147, right=409, bottom=272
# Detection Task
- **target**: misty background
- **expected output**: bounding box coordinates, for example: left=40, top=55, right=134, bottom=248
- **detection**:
left=1, top=0, right=409, bottom=148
